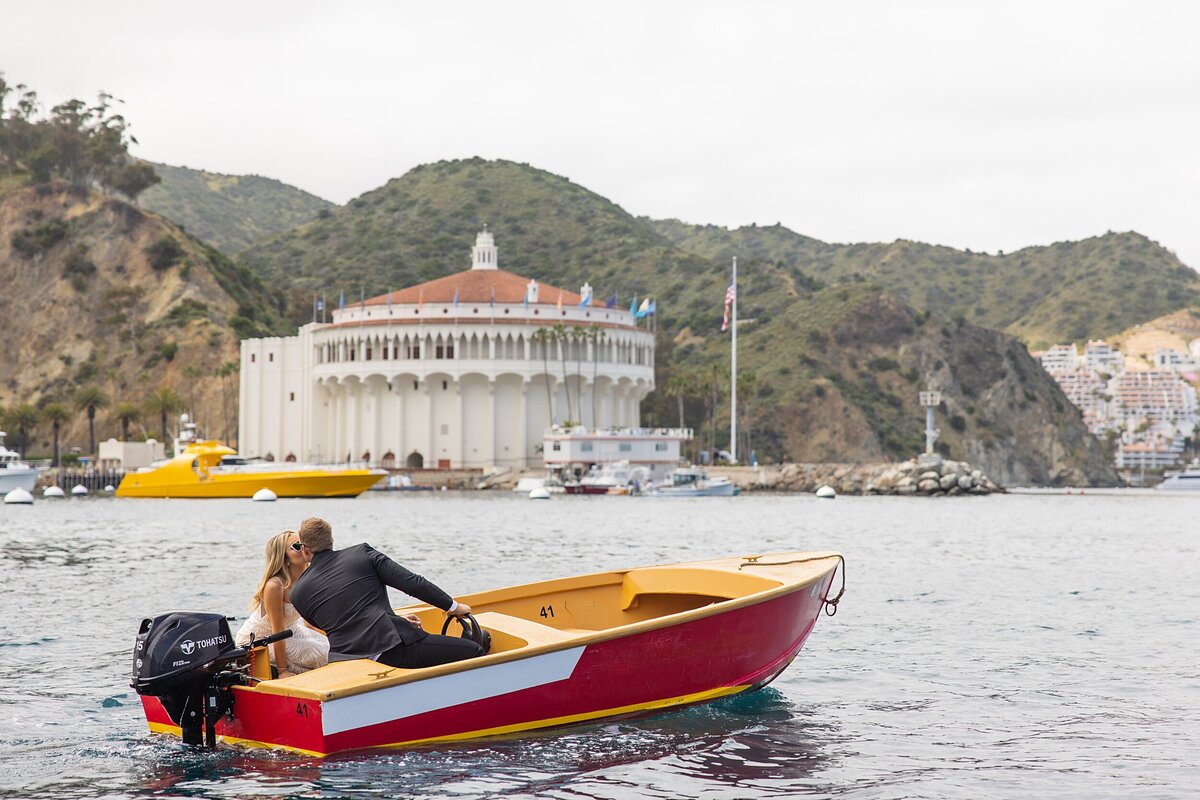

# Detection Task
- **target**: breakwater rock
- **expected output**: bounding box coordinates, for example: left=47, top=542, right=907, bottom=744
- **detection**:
left=712, top=454, right=1004, bottom=496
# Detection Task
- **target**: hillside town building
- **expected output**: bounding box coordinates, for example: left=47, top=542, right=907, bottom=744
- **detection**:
left=1036, top=338, right=1200, bottom=472
left=238, top=229, right=656, bottom=469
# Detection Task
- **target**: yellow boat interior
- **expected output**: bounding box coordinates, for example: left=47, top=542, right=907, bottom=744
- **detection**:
left=258, top=552, right=842, bottom=703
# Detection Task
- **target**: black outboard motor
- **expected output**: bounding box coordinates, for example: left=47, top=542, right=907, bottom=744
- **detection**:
left=131, top=612, right=291, bottom=747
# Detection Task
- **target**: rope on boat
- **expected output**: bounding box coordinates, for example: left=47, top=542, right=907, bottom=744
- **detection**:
left=739, top=553, right=846, bottom=616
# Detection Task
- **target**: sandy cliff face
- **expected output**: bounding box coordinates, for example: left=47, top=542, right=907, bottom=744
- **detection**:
left=0, top=183, right=282, bottom=453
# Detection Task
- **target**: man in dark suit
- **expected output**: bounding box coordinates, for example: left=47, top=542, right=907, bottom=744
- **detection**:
left=290, top=517, right=484, bottom=668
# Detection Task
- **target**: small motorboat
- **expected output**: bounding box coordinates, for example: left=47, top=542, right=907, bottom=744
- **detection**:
left=650, top=466, right=738, bottom=497
left=132, top=551, right=845, bottom=755
left=563, top=461, right=649, bottom=495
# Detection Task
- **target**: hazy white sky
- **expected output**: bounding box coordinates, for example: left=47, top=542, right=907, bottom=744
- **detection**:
left=5, top=1, right=1198, bottom=265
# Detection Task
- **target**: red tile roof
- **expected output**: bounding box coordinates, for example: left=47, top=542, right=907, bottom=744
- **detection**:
left=365, top=269, right=595, bottom=307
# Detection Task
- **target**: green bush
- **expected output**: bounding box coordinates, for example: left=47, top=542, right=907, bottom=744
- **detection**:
left=159, top=341, right=178, bottom=362
left=146, top=236, right=184, bottom=271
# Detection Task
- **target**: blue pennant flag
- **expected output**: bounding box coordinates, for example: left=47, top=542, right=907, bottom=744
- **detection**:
left=629, top=295, right=637, bottom=315
left=453, top=288, right=459, bottom=306
left=338, top=292, right=345, bottom=311
left=604, top=292, right=618, bottom=309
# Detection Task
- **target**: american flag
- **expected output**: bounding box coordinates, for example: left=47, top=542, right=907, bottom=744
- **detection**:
left=721, top=283, right=736, bottom=331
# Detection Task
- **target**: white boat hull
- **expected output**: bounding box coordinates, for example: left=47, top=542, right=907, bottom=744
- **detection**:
left=0, top=469, right=40, bottom=494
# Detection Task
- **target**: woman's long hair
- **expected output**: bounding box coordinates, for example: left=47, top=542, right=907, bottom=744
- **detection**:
left=249, top=530, right=297, bottom=611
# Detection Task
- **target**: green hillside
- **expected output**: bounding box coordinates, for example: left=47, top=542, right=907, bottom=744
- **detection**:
left=649, top=220, right=1200, bottom=349
left=139, top=163, right=334, bottom=254
left=238, top=157, right=721, bottom=326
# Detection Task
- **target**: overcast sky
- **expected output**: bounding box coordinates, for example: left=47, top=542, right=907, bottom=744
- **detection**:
left=5, top=1, right=1198, bottom=266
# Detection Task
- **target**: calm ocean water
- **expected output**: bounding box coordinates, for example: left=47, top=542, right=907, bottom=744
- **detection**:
left=0, top=490, right=1196, bottom=799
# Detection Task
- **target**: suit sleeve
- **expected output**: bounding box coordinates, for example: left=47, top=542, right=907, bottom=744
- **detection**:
left=364, top=545, right=455, bottom=610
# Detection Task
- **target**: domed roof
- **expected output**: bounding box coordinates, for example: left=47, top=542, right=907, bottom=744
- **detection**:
left=366, top=269, right=595, bottom=307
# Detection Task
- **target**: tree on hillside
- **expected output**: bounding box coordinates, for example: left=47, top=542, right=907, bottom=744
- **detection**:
left=144, top=387, right=183, bottom=444
left=0, top=74, right=160, bottom=199
left=40, top=403, right=71, bottom=467
left=572, top=325, right=587, bottom=425
left=738, top=370, right=759, bottom=463
left=73, top=387, right=109, bottom=456
left=111, top=402, right=141, bottom=441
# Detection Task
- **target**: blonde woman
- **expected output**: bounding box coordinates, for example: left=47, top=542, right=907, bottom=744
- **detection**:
left=235, top=530, right=329, bottom=677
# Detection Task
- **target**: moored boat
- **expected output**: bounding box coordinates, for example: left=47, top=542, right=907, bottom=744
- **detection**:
left=650, top=466, right=738, bottom=497
left=115, top=440, right=385, bottom=498
left=132, top=550, right=844, bottom=755
left=563, top=461, right=649, bottom=495
left=0, top=430, right=42, bottom=494
left=1157, top=463, right=1200, bottom=490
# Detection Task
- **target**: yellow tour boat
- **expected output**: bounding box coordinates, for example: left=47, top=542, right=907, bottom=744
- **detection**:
left=115, top=441, right=385, bottom=498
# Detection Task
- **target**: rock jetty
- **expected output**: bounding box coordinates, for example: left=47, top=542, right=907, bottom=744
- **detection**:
left=712, top=454, right=1004, bottom=496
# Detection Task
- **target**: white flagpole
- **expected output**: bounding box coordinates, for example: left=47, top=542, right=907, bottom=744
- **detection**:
left=730, top=256, right=737, bottom=464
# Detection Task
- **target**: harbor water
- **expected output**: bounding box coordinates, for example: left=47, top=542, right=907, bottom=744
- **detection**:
left=1, top=490, right=1197, bottom=799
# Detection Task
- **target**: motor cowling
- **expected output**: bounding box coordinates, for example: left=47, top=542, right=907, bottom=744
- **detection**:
left=132, top=612, right=239, bottom=696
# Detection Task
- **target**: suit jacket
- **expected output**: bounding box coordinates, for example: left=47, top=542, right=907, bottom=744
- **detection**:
left=290, top=543, right=455, bottom=662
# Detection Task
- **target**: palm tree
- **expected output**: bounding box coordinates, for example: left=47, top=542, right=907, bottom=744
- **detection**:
left=144, top=386, right=183, bottom=444
left=738, top=371, right=759, bottom=463
left=6, top=403, right=41, bottom=455
left=111, top=402, right=141, bottom=441
left=590, top=329, right=607, bottom=428
left=181, top=365, right=204, bottom=421
left=666, top=372, right=693, bottom=431
left=571, top=325, right=587, bottom=425
left=73, top=386, right=110, bottom=456
left=215, top=362, right=238, bottom=444
left=531, top=328, right=555, bottom=424
left=552, top=324, right=573, bottom=424
left=40, top=403, right=71, bottom=467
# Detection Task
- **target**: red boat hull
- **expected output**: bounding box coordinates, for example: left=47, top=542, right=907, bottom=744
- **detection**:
left=141, top=572, right=835, bottom=755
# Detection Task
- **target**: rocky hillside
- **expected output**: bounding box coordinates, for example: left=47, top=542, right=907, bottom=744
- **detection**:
left=139, top=163, right=334, bottom=254
left=0, top=182, right=289, bottom=454
left=649, top=220, right=1200, bottom=350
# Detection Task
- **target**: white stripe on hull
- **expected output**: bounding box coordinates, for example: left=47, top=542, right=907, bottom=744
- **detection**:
left=322, top=647, right=586, bottom=736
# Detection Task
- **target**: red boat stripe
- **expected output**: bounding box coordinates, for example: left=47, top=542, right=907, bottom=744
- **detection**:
left=322, top=646, right=585, bottom=736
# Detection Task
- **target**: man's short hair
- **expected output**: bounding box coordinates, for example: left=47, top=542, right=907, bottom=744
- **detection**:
left=298, top=517, right=333, bottom=552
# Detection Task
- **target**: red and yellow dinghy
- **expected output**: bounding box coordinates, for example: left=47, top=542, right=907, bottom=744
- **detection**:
left=139, top=551, right=845, bottom=756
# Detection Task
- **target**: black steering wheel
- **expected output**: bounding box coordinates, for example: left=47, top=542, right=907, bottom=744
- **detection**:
left=440, top=613, right=491, bottom=653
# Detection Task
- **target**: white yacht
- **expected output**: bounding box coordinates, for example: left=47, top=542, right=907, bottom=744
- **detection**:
left=1156, top=462, right=1200, bottom=490
left=0, top=430, right=42, bottom=494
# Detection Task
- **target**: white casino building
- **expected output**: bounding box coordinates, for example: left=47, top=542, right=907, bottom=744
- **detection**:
left=239, top=230, right=656, bottom=469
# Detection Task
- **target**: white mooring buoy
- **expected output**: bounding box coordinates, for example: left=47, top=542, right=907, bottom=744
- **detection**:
left=528, top=487, right=551, bottom=500
left=103, top=484, right=115, bottom=493
left=815, top=485, right=836, bottom=499
left=252, top=487, right=278, bottom=502
left=43, top=485, right=66, bottom=498
left=4, top=488, right=34, bottom=504
left=71, top=484, right=89, bottom=496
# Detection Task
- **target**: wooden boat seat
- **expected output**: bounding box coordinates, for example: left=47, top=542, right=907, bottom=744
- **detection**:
left=619, top=567, right=782, bottom=611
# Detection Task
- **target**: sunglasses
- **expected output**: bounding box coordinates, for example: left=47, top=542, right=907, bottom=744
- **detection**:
left=290, top=541, right=304, bottom=551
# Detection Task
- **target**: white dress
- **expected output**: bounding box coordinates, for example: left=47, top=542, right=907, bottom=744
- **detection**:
left=235, top=601, right=329, bottom=673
